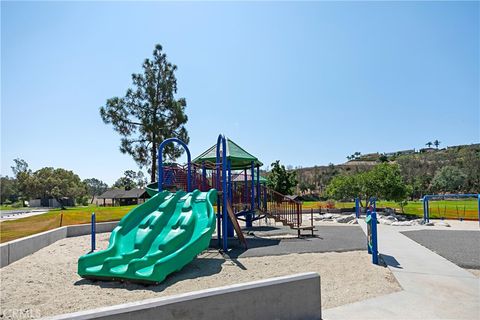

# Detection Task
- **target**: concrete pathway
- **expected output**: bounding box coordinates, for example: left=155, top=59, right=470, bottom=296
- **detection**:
left=0, top=209, right=49, bottom=221
left=323, top=220, right=480, bottom=320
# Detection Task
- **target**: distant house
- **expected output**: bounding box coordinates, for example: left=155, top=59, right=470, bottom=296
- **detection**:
left=29, top=197, right=75, bottom=208
left=97, top=188, right=150, bottom=206
left=384, top=149, right=416, bottom=157
left=420, top=147, right=436, bottom=153
left=284, top=195, right=304, bottom=202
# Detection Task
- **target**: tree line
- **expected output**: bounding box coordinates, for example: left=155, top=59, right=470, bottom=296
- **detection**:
left=0, top=159, right=149, bottom=209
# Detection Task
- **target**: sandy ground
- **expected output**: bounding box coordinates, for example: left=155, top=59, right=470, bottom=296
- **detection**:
left=0, top=233, right=401, bottom=319
left=466, top=269, right=480, bottom=278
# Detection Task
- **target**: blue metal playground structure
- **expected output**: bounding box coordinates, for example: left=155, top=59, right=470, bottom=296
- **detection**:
left=422, top=194, right=480, bottom=225
left=153, top=135, right=304, bottom=252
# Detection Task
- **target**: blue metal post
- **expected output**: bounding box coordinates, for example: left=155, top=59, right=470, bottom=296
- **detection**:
left=250, top=161, right=255, bottom=211
left=371, top=203, right=379, bottom=265
left=216, top=134, right=228, bottom=251
left=478, top=195, right=480, bottom=227
left=245, top=167, right=253, bottom=228
left=158, top=138, right=192, bottom=192
left=243, top=169, right=247, bottom=203
left=256, top=165, right=260, bottom=210
left=202, top=161, right=206, bottom=191
left=91, top=212, right=96, bottom=252
left=227, top=159, right=234, bottom=237
left=216, top=155, right=221, bottom=248
left=422, top=196, right=426, bottom=222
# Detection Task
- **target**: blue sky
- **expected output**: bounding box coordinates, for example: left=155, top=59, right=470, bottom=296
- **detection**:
left=1, top=1, right=479, bottom=184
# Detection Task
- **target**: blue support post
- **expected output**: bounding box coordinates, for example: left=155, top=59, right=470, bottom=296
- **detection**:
left=216, top=134, right=228, bottom=251
left=216, top=156, right=221, bottom=248
left=202, top=161, right=206, bottom=191
left=371, top=204, right=379, bottom=265
left=158, top=138, right=191, bottom=192
left=226, top=159, right=234, bottom=237
left=422, top=196, right=426, bottom=222
left=256, top=165, right=260, bottom=210
left=250, top=161, right=255, bottom=212
left=244, top=169, right=247, bottom=203
left=91, top=212, right=96, bottom=253
left=245, top=167, right=253, bottom=228
left=372, top=198, right=378, bottom=262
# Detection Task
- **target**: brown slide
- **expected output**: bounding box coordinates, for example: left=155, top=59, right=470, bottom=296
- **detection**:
left=226, top=200, right=248, bottom=249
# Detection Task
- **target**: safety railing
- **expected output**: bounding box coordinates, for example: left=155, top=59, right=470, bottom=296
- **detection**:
left=260, top=186, right=302, bottom=228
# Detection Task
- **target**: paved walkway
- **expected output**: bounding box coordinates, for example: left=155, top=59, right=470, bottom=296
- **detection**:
left=323, top=220, right=480, bottom=319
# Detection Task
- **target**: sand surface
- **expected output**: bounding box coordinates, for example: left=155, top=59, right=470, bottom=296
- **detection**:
left=466, top=269, right=480, bottom=278
left=0, top=233, right=400, bottom=319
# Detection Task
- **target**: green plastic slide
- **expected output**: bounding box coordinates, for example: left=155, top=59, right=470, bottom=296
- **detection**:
left=78, top=189, right=217, bottom=283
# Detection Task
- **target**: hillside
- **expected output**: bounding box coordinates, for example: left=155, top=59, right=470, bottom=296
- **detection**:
left=294, top=143, right=480, bottom=198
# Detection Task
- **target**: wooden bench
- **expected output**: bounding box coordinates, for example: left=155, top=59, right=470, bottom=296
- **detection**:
left=293, top=209, right=317, bottom=237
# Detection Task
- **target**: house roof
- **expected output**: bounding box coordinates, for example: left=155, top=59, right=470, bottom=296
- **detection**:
left=232, top=172, right=268, bottom=183
left=192, top=138, right=263, bottom=170
left=284, top=195, right=304, bottom=201
left=98, top=188, right=147, bottom=199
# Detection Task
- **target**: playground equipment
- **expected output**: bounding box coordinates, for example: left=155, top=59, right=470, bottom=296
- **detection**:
left=78, top=135, right=304, bottom=283
left=365, top=198, right=379, bottom=265
left=78, top=189, right=217, bottom=283
left=422, top=194, right=480, bottom=225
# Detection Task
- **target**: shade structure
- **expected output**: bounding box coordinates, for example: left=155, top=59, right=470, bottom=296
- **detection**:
left=192, top=138, right=263, bottom=169
left=232, top=172, right=268, bottom=184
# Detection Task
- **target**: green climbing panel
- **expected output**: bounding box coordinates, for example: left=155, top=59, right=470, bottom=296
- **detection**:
left=78, top=189, right=217, bottom=283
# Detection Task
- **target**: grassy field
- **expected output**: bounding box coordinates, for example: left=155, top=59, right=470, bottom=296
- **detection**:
left=1, top=199, right=478, bottom=243
left=0, top=205, right=135, bottom=243
left=303, top=199, right=478, bottom=220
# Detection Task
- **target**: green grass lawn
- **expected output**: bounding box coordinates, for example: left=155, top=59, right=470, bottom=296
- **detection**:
left=0, top=205, right=136, bottom=243
left=302, top=199, right=478, bottom=220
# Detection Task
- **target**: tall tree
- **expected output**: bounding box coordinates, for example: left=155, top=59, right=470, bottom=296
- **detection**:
left=326, top=163, right=410, bottom=208
left=11, top=158, right=32, bottom=205
left=83, top=178, right=108, bottom=203
left=100, top=44, right=189, bottom=182
left=433, top=140, right=441, bottom=149
left=29, top=168, right=87, bottom=209
left=113, top=170, right=146, bottom=190
left=425, top=141, right=433, bottom=148
left=430, top=166, right=466, bottom=193
left=0, top=176, right=18, bottom=204
left=267, top=160, right=298, bottom=196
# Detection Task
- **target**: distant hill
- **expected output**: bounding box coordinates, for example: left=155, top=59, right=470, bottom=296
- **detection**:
left=294, top=143, right=480, bottom=198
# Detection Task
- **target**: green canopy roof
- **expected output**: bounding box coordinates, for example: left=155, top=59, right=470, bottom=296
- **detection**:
left=192, top=138, right=263, bottom=170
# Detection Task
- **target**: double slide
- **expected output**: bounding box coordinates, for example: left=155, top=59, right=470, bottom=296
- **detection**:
left=78, top=189, right=217, bottom=283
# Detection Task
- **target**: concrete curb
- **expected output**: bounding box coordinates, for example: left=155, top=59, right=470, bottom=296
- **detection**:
left=0, top=221, right=118, bottom=268
left=43, top=272, right=322, bottom=320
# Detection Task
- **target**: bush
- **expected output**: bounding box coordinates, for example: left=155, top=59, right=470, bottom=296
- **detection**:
left=12, top=201, right=23, bottom=208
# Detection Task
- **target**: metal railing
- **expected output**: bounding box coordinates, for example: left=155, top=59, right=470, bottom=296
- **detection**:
left=260, top=186, right=302, bottom=228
